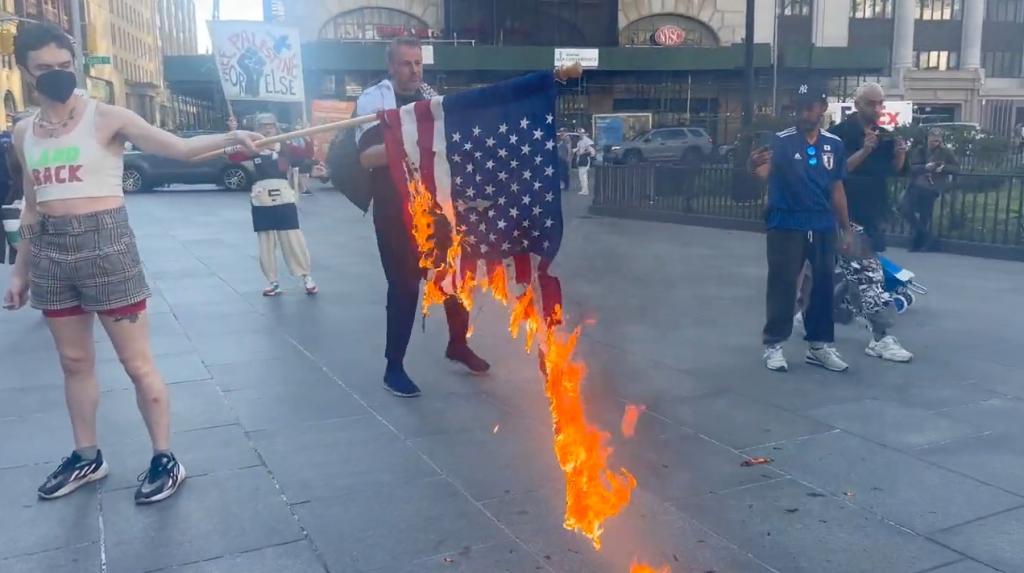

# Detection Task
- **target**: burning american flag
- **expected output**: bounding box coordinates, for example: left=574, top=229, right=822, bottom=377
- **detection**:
left=378, top=71, right=668, bottom=571
left=379, top=71, right=564, bottom=320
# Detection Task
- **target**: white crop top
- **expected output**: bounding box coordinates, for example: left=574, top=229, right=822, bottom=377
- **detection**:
left=24, top=99, right=125, bottom=203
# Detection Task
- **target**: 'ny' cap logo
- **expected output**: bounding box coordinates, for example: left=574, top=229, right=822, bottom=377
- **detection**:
left=799, top=84, right=809, bottom=94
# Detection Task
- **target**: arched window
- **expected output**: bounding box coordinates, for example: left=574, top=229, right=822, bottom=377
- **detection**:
left=319, top=7, right=430, bottom=41
left=619, top=14, right=720, bottom=47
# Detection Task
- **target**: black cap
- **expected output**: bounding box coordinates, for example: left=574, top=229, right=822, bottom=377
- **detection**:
left=793, top=82, right=828, bottom=106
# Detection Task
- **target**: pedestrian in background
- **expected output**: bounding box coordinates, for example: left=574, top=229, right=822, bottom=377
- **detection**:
left=901, top=128, right=958, bottom=252
left=751, top=83, right=854, bottom=373
left=231, top=113, right=318, bottom=297
left=557, top=128, right=572, bottom=191
left=574, top=128, right=595, bottom=196
left=830, top=82, right=908, bottom=252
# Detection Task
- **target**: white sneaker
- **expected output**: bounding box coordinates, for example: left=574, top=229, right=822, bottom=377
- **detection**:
left=866, top=336, right=913, bottom=363
left=764, top=344, right=788, bottom=372
left=303, top=275, right=318, bottom=295
left=262, top=282, right=282, bottom=297
left=806, top=345, right=849, bottom=372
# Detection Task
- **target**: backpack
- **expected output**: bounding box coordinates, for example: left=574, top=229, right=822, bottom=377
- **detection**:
left=326, top=128, right=372, bottom=213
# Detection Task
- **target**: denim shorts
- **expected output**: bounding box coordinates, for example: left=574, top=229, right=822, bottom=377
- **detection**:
left=20, top=206, right=150, bottom=314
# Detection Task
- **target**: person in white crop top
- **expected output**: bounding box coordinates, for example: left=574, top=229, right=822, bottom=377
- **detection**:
left=2, top=22, right=262, bottom=505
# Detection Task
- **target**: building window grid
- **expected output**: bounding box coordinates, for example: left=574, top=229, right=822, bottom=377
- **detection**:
left=983, top=50, right=1023, bottom=76
left=852, top=0, right=894, bottom=18
left=915, top=49, right=960, bottom=69
left=779, top=0, right=812, bottom=16
left=986, top=0, right=1024, bottom=21
left=916, top=0, right=963, bottom=20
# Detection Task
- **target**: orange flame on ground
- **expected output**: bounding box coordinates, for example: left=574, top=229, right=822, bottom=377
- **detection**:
left=621, top=404, right=647, bottom=439
left=630, top=560, right=672, bottom=573
left=543, top=327, right=637, bottom=550
left=404, top=172, right=641, bottom=561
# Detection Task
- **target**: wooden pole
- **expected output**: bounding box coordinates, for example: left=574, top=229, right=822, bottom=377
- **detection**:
left=193, top=65, right=584, bottom=162
left=191, top=113, right=379, bottom=162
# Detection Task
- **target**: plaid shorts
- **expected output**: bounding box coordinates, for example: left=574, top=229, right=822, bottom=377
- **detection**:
left=20, top=206, right=151, bottom=313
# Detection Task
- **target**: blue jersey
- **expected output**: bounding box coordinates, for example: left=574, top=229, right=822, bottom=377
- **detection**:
left=766, top=127, right=846, bottom=231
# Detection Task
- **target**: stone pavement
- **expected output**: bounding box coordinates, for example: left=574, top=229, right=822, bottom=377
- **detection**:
left=1, top=188, right=1022, bottom=573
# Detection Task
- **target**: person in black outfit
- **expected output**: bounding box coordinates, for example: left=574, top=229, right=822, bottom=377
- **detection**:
left=1, top=130, right=21, bottom=265
left=354, top=37, right=489, bottom=398
left=830, top=83, right=908, bottom=252
left=901, top=128, right=958, bottom=251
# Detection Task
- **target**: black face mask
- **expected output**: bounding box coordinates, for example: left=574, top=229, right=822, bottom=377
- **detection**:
left=33, top=70, right=77, bottom=104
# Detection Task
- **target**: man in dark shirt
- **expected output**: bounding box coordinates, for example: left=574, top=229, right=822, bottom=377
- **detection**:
left=751, top=83, right=854, bottom=374
left=830, top=82, right=908, bottom=252
left=356, top=38, right=489, bottom=398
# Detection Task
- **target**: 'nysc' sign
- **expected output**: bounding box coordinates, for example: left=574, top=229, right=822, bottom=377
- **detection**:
left=828, top=101, right=913, bottom=130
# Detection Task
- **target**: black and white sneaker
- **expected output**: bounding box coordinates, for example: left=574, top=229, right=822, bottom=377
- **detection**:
left=38, top=450, right=109, bottom=500
left=135, top=453, right=186, bottom=505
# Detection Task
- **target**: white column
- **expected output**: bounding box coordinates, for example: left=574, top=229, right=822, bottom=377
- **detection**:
left=892, top=0, right=916, bottom=71
left=812, top=0, right=851, bottom=47
left=961, top=0, right=985, bottom=69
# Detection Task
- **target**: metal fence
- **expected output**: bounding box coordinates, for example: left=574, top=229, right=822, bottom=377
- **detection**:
left=592, top=164, right=1024, bottom=260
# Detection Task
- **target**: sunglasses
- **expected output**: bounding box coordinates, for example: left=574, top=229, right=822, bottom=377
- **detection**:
left=806, top=145, right=818, bottom=166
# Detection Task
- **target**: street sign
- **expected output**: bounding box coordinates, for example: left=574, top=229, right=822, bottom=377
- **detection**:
left=86, top=55, right=111, bottom=65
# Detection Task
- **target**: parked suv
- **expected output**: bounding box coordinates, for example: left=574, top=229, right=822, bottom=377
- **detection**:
left=605, top=127, right=713, bottom=165
left=122, top=131, right=254, bottom=193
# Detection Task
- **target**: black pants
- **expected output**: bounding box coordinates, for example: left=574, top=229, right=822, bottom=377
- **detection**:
left=763, top=229, right=836, bottom=345
left=558, top=159, right=571, bottom=190
left=900, top=187, right=938, bottom=250
left=373, top=199, right=468, bottom=364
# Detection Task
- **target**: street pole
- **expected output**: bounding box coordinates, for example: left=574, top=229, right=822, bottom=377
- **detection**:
left=772, top=0, right=779, bottom=115
left=70, top=0, right=86, bottom=89
left=742, top=0, right=755, bottom=128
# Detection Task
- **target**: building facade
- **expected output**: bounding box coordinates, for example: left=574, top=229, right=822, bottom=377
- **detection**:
left=165, top=0, right=1024, bottom=138
left=94, top=0, right=164, bottom=124
left=157, top=0, right=197, bottom=56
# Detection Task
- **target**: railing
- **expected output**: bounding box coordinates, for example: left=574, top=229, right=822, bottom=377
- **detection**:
left=592, top=164, right=1024, bottom=260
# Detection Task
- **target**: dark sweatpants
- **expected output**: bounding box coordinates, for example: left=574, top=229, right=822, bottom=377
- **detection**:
left=373, top=196, right=469, bottom=364
left=763, top=229, right=836, bottom=346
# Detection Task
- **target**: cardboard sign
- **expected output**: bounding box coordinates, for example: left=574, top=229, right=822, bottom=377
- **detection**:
left=209, top=21, right=306, bottom=103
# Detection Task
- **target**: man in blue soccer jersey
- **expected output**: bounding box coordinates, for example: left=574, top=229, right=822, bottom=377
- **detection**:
left=750, top=83, right=854, bottom=373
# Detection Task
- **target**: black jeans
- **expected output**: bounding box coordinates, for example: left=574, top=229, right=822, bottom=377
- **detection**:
left=558, top=159, right=571, bottom=190
left=900, top=186, right=938, bottom=250
left=764, top=229, right=836, bottom=346
left=373, top=198, right=468, bottom=364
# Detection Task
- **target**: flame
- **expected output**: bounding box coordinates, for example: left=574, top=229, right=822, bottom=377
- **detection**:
left=630, top=560, right=671, bottom=573
left=543, top=327, right=637, bottom=550
left=402, top=172, right=638, bottom=555
left=509, top=286, right=542, bottom=352
left=482, top=263, right=509, bottom=306
left=458, top=271, right=477, bottom=311
left=408, top=178, right=440, bottom=272
left=621, top=404, right=646, bottom=439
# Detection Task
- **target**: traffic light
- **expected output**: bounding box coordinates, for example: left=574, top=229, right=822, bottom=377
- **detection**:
left=0, top=28, right=15, bottom=56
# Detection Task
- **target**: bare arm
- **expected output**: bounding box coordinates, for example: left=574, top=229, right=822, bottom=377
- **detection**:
left=105, top=104, right=260, bottom=160
left=831, top=180, right=851, bottom=230
left=846, top=130, right=878, bottom=173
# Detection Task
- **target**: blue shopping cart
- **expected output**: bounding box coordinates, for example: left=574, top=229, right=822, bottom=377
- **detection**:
left=879, top=256, right=928, bottom=313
